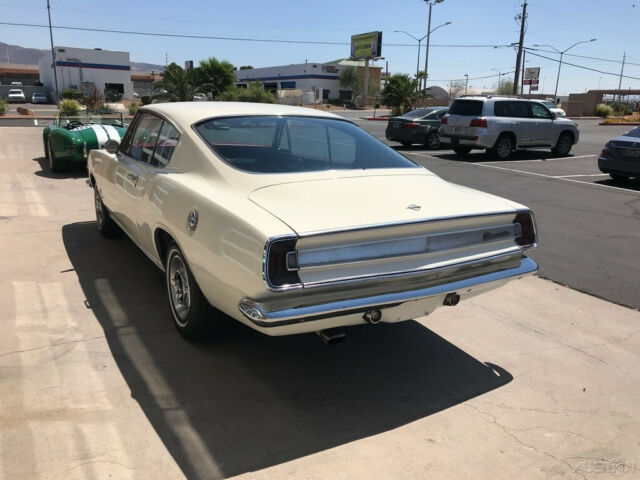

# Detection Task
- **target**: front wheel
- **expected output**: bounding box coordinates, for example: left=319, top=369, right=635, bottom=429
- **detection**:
left=165, top=243, right=224, bottom=341
left=552, top=132, right=573, bottom=156
left=94, top=186, right=120, bottom=238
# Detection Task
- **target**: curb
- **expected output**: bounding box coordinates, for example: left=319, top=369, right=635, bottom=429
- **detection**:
left=363, top=117, right=390, bottom=121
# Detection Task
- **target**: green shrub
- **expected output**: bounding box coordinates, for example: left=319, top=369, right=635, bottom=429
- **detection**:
left=594, top=103, right=612, bottom=117
left=104, top=90, right=123, bottom=103
left=391, top=105, right=403, bottom=117
left=140, top=94, right=152, bottom=105
left=59, top=99, right=81, bottom=115
left=0, top=99, right=7, bottom=116
left=128, top=102, right=140, bottom=115
left=61, top=88, right=82, bottom=100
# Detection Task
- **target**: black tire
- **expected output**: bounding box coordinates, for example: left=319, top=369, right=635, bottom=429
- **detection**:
left=94, top=186, right=120, bottom=238
left=552, top=132, right=573, bottom=156
left=47, top=140, right=63, bottom=173
left=43, top=137, right=49, bottom=160
left=401, top=141, right=412, bottom=148
left=610, top=173, right=630, bottom=182
left=451, top=140, right=472, bottom=156
left=489, top=134, right=515, bottom=160
left=426, top=131, right=441, bottom=150
left=165, top=243, right=224, bottom=341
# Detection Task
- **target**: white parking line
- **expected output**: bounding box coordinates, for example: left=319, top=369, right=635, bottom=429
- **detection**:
left=478, top=154, right=597, bottom=164
left=553, top=173, right=610, bottom=178
left=405, top=152, right=441, bottom=160
left=469, top=162, right=639, bottom=194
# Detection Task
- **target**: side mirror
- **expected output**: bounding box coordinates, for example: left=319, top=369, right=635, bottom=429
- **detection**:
left=104, top=139, right=120, bottom=154
left=550, top=112, right=557, bottom=120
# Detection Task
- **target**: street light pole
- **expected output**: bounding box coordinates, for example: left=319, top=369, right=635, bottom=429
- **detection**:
left=423, top=0, right=446, bottom=90
left=46, top=0, right=60, bottom=104
left=394, top=30, right=426, bottom=82
left=534, top=39, right=596, bottom=101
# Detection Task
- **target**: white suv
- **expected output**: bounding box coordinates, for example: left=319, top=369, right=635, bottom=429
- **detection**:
left=439, top=96, right=579, bottom=159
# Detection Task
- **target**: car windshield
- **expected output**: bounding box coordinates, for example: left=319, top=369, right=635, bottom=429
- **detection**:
left=541, top=101, right=556, bottom=108
left=195, top=115, right=419, bottom=174
left=9, top=90, right=22, bottom=94
left=59, top=112, right=125, bottom=127
left=622, top=126, right=640, bottom=138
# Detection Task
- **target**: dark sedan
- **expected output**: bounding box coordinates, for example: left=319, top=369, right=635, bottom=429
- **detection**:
left=385, top=107, right=448, bottom=149
left=598, top=126, right=640, bottom=181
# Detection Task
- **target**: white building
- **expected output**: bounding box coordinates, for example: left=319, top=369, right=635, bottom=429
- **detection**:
left=38, top=46, right=135, bottom=101
left=235, top=60, right=382, bottom=102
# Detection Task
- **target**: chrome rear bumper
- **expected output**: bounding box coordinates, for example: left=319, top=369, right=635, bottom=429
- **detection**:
left=239, top=257, right=537, bottom=328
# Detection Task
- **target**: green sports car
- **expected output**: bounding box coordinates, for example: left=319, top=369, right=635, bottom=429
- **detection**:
left=42, top=112, right=128, bottom=172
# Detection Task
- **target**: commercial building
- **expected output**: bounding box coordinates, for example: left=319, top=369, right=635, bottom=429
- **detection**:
left=38, top=46, right=135, bottom=100
left=235, top=59, right=382, bottom=103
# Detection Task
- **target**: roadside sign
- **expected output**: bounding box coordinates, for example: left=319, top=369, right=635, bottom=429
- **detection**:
left=350, top=31, right=383, bottom=59
left=524, top=67, right=540, bottom=80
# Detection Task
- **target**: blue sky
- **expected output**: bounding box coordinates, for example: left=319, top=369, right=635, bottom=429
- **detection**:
left=1, top=0, right=638, bottom=96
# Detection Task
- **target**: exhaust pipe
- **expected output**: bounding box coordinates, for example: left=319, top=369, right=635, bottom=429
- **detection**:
left=363, top=309, right=383, bottom=324
left=316, top=328, right=346, bottom=345
left=443, top=293, right=460, bottom=306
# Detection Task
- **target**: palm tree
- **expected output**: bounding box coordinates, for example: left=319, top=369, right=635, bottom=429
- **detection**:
left=415, top=70, right=426, bottom=91
left=192, top=57, right=236, bottom=99
left=152, top=63, right=195, bottom=102
left=339, top=66, right=359, bottom=103
left=382, top=74, right=420, bottom=113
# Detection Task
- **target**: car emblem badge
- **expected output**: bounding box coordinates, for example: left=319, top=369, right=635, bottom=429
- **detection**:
left=187, top=209, right=199, bottom=231
left=407, top=204, right=421, bottom=211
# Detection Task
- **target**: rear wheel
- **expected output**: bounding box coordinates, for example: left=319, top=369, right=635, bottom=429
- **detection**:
left=552, top=132, right=573, bottom=156
left=43, top=137, right=49, bottom=160
left=165, top=243, right=225, bottom=341
left=426, top=131, right=441, bottom=150
left=610, top=173, right=630, bottom=182
left=489, top=134, right=514, bottom=160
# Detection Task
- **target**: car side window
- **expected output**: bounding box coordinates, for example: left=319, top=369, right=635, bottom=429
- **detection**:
left=125, top=113, right=163, bottom=163
left=511, top=101, right=531, bottom=118
left=152, top=121, right=180, bottom=167
left=494, top=101, right=510, bottom=117
left=530, top=103, right=552, bottom=119
left=118, top=113, right=140, bottom=154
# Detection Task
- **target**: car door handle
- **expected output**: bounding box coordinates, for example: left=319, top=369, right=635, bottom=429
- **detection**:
left=514, top=122, right=519, bottom=125
left=127, top=173, right=139, bottom=181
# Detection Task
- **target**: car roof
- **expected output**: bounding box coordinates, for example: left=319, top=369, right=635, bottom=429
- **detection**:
left=141, top=101, right=343, bottom=127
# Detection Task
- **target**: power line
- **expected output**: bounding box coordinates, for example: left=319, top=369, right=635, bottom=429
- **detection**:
left=0, top=22, right=510, bottom=49
left=524, top=49, right=640, bottom=80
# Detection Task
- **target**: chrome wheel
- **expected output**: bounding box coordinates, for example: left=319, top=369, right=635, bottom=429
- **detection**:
left=495, top=137, right=512, bottom=159
left=168, top=254, right=191, bottom=326
left=94, top=189, right=104, bottom=226
left=426, top=132, right=440, bottom=149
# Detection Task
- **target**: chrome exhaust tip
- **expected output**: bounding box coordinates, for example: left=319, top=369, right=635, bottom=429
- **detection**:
left=363, top=309, right=383, bottom=324
left=443, top=293, right=460, bottom=306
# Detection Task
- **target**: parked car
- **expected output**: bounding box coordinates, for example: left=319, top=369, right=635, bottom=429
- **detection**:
left=536, top=100, right=566, bottom=117
left=439, top=96, right=579, bottom=159
left=598, top=126, right=640, bottom=182
left=7, top=89, right=26, bottom=103
left=193, top=93, right=208, bottom=101
left=31, top=92, right=48, bottom=104
left=385, top=107, right=449, bottom=149
left=87, top=102, right=538, bottom=342
left=10, top=81, right=22, bottom=86
left=43, top=112, right=127, bottom=172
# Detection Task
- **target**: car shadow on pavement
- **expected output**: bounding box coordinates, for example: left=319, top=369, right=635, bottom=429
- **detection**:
left=33, top=156, right=88, bottom=179
left=62, top=221, right=513, bottom=480
left=595, top=177, right=640, bottom=191
left=431, top=150, right=575, bottom=163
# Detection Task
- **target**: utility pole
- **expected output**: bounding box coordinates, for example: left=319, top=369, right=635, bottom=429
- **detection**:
left=165, top=52, right=168, bottom=66
left=512, top=1, right=527, bottom=95
left=464, top=74, right=468, bottom=95
left=520, top=49, right=526, bottom=96
left=617, top=52, right=626, bottom=101
left=46, top=0, right=60, bottom=104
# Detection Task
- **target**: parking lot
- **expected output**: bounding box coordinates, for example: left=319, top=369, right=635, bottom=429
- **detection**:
left=1, top=120, right=639, bottom=479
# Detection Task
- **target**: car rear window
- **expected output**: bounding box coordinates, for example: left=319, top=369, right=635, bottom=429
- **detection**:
left=623, top=126, right=640, bottom=138
left=448, top=100, right=483, bottom=116
left=195, top=115, right=419, bottom=174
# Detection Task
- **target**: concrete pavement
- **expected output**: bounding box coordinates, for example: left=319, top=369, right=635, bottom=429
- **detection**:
left=0, top=127, right=639, bottom=479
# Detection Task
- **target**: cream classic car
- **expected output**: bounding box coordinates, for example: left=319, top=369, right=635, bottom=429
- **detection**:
left=87, top=102, right=538, bottom=342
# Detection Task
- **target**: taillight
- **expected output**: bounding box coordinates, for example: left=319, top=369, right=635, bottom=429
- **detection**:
left=601, top=142, right=610, bottom=156
left=266, top=238, right=301, bottom=288
left=514, top=212, right=537, bottom=248
left=469, top=118, right=488, bottom=128
left=403, top=122, right=420, bottom=129
left=440, top=116, right=448, bottom=124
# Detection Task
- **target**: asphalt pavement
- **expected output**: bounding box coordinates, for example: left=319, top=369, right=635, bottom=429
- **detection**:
left=340, top=113, right=640, bottom=310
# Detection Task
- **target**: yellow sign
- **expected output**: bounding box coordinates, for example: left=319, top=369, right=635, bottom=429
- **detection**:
left=350, top=31, right=382, bottom=59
